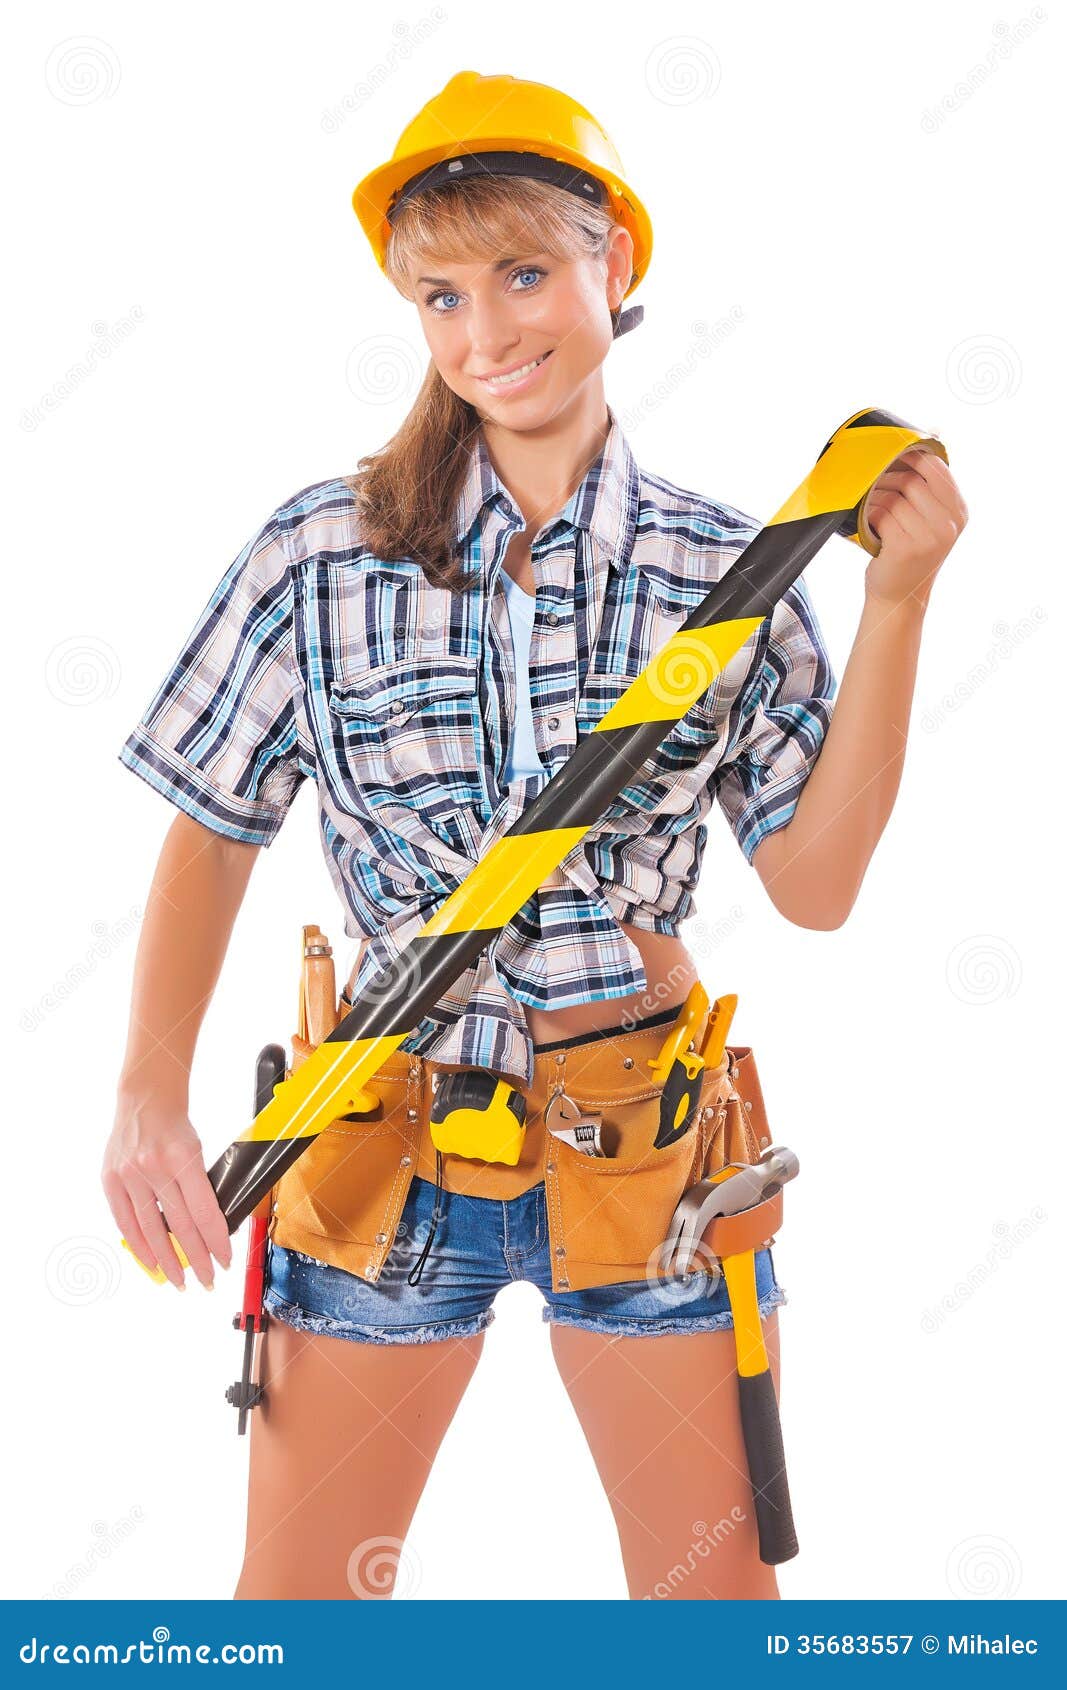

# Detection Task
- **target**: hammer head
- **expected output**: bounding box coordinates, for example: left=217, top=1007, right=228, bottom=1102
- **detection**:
left=661, top=1145, right=799, bottom=1277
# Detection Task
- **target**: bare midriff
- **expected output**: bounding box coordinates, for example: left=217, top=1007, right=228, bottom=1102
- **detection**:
left=343, top=919, right=700, bottom=1047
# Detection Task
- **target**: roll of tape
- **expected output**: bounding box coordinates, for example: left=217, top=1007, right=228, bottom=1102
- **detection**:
left=806, top=406, right=949, bottom=556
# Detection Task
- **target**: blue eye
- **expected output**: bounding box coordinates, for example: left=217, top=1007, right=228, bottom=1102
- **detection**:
left=425, top=265, right=547, bottom=315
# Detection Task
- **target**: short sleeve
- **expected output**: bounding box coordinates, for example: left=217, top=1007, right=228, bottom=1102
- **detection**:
left=117, top=507, right=309, bottom=847
left=712, top=574, right=837, bottom=864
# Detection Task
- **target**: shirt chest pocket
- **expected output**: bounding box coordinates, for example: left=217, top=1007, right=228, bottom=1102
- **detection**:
left=325, top=655, right=488, bottom=838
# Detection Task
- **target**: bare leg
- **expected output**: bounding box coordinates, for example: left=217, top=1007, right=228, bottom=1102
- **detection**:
left=549, top=1309, right=784, bottom=1599
left=234, top=1317, right=486, bottom=1599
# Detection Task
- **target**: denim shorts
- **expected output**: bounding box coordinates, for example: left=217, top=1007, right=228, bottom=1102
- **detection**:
left=263, top=1171, right=787, bottom=1346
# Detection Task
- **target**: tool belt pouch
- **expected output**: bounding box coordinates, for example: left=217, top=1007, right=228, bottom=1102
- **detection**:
left=547, top=1041, right=772, bottom=1287
left=704, top=1044, right=770, bottom=1174
left=267, top=928, right=421, bottom=1263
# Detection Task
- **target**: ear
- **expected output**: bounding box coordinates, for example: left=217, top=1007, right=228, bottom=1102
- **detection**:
left=606, top=223, right=635, bottom=310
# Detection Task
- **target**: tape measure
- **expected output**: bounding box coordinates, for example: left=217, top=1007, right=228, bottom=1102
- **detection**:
left=429, top=1070, right=528, bottom=1164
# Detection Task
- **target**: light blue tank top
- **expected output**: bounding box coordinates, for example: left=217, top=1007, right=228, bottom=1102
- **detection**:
left=500, top=570, right=545, bottom=782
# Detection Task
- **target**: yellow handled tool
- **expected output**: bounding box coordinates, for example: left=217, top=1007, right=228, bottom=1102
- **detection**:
left=665, top=1147, right=800, bottom=1562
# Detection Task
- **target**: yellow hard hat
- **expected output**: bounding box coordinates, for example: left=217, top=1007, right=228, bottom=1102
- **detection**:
left=352, top=71, right=652, bottom=329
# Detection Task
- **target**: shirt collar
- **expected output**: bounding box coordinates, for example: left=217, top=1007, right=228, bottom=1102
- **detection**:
left=452, top=403, right=640, bottom=571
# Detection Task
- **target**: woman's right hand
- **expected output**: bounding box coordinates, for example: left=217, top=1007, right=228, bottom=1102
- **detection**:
left=102, top=1088, right=234, bottom=1290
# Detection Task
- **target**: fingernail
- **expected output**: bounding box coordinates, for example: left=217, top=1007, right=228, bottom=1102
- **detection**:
left=205, top=1281, right=215, bottom=1292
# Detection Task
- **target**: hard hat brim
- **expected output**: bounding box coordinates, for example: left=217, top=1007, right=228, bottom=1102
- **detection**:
left=353, top=138, right=652, bottom=299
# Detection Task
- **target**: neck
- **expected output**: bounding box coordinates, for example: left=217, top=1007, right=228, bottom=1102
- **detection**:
left=479, top=387, right=611, bottom=541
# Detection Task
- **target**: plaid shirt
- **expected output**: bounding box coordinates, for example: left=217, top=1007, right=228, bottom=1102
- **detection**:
left=119, top=405, right=837, bottom=1086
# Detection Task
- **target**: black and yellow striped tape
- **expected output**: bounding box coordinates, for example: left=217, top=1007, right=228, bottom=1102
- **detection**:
left=208, top=407, right=948, bottom=1227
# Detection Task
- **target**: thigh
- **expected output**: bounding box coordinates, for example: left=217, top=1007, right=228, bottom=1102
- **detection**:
left=235, top=1315, right=486, bottom=1599
left=549, top=1310, right=783, bottom=1600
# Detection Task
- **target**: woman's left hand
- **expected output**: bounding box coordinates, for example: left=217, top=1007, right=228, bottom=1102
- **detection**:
left=862, top=446, right=969, bottom=612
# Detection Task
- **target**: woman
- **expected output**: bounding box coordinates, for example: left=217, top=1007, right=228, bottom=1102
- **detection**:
left=102, top=72, right=967, bottom=1600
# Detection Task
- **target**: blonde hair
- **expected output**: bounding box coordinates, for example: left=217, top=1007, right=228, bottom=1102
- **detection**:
left=345, top=174, right=620, bottom=593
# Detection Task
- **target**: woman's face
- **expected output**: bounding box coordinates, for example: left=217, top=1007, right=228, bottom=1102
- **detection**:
left=411, top=224, right=633, bottom=428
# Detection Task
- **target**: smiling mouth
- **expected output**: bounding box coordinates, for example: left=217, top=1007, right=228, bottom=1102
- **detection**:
left=479, top=351, right=553, bottom=388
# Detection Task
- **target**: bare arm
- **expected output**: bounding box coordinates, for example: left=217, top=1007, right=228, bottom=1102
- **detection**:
left=750, top=446, right=968, bottom=930
left=751, top=593, right=926, bottom=928
left=102, top=811, right=260, bottom=1288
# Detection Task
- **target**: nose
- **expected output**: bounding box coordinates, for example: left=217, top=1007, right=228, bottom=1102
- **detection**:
left=467, top=289, right=520, bottom=363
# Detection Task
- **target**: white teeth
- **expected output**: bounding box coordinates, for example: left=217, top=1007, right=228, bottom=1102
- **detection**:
left=485, top=353, right=549, bottom=387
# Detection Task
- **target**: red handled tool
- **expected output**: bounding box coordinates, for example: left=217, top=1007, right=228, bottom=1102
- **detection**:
left=225, top=1042, right=287, bottom=1434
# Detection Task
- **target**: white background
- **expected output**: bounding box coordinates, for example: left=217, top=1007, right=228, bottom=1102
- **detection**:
left=4, top=0, right=1062, bottom=1602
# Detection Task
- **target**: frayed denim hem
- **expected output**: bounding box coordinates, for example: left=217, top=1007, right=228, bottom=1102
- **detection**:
left=541, top=1283, right=788, bottom=1338
left=263, top=1290, right=494, bottom=1346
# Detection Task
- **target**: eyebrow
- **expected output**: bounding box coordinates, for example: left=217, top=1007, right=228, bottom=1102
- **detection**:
left=416, top=256, right=544, bottom=287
